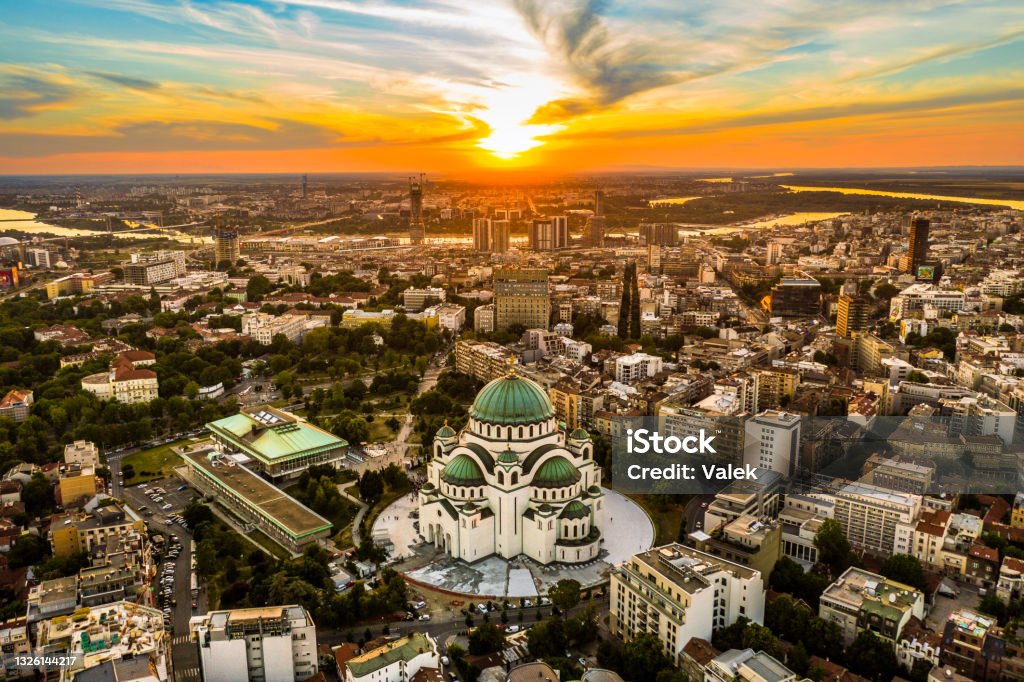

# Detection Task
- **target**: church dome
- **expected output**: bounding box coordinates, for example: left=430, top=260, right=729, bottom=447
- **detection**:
left=559, top=500, right=590, bottom=519
left=441, top=454, right=485, bottom=485
left=569, top=427, right=590, bottom=441
left=469, top=373, right=554, bottom=425
left=497, top=448, right=520, bottom=465
left=436, top=422, right=457, bottom=439
left=533, top=456, right=581, bottom=488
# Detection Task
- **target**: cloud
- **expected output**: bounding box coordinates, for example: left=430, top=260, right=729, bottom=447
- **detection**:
left=0, top=118, right=346, bottom=156
left=0, top=74, right=76, bottom=119
left=85, top=71, right=162, bottom=90
left=514, top=0, right=676, bottom=122
left=555, top=87, right=1024, bottom=140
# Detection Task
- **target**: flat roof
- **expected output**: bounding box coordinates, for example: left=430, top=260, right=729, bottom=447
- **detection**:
left=183, top=450, right=331, bottom=539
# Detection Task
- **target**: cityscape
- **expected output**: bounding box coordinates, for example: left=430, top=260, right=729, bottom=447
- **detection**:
left=1, top=2, right=1024, bottom=682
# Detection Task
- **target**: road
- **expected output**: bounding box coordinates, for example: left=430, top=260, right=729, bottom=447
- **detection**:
left=113, top=458, right=204, bottom=682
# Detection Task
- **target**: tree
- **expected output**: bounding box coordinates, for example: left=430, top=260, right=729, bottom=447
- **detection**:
left=246, top=275, right=274, bottom=303
left=815, top=518, right=853, bottom=577
left=468, top=622, right=504, bottom=655
left=845, top=631, right=899, bottom=681
left=526, top=618, right=567, bottom=659
left=880, top=554, right=928, bottom=592
left=619, top=633, right=675, bottom=682
left=549, top=579, right=582, bottom=612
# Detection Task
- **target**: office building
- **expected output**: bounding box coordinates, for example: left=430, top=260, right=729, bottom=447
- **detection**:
left=403, top=287, right=446, bottom=312
left=836, top=294, right=871, bottom=338
left=45, top=273, right=96, bottom=300
left=765, top=241, right=783, bottom=265
left=494, top=267, right=550, bottom=330
left=610, top=544, right=765, bottom=667
left=123, top=251, right=186, bottom=285
left=743, top=410, right=801, bottom=478
left=205, top=405, right=349, bottom=481
left=900, top=216, right=930, bottom=274
left=49, top=503, right=145, bottom=557
left=819, top=567, right=925, bottom=647
left=641, top=223, right=680, bottom=247
left=530, top=218, right=556, bottom=251
left=192, top=605, right=318, bottom=682
left=473, top=217, right=492, bottom=252
left=214, top=227, right=240, bottom=266
left=763, top=277, right=821, bottom=318
left=181, top=449, right=333, bottom=554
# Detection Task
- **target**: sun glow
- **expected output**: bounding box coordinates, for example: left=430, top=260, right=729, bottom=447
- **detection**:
left=472, top=76, right=565, bottom=160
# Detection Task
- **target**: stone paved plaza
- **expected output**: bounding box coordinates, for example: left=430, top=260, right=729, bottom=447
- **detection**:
left=372, top=488, right=654, bottom=598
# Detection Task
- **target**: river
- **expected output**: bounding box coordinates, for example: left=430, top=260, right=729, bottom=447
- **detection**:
left=782, top=185, right=1024, bottom=211
left=0, top=208, right=211, bottom=243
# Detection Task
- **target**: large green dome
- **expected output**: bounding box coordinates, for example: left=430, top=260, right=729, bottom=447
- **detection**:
left=469, top=373, right=554, bottom=426
left=533, top=456, right=581, bottom=488
left=441, top=454, right=485, bottom=485
left=559, top=500, right=590, bottom=520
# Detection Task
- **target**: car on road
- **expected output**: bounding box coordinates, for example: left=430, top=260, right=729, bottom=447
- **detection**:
left=441, top=656, right=449, bottom=666
left=506, top=625, right=520, bottom=634
left=418, top=614, right=431, bottom=621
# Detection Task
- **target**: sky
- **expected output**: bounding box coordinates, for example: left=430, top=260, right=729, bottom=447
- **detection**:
left=0, top=0, right=1022, bottom=175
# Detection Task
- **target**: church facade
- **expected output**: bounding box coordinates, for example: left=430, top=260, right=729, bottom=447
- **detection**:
left=418, top=368, right=604, bottom=565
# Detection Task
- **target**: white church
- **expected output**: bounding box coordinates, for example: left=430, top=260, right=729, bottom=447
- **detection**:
left=418, top=366, right=604, bottom=565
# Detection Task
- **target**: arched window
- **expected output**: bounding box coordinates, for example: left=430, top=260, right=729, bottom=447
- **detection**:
left=511, top=472, right=519, bottom=485
left=518, top=426, right=524, bottom=439
left=498, top=472, right=504, bottom=485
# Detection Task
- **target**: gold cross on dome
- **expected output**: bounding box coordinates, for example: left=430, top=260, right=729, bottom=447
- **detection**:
left=507, top=355, right=517, bottom=375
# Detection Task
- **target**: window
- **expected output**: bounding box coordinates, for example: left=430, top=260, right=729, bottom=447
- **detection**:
left=512, top=472, right=519, bottom=485
left=498, top=472, right=505, bottom=485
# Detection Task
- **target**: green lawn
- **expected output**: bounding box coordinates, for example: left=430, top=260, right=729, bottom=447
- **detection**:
left=121, top=438, right=197, bottom=484
left=365, top=419, right=397, bottom=443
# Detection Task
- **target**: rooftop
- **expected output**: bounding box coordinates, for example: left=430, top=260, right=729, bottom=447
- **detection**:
left=346, top=632, right=434, bottom=678
left=207, top=405, right=347, bottom=462
left=183, top=450, right=331, bottom=539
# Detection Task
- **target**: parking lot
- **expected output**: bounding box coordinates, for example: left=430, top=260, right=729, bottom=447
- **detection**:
left=119, top=475, right=205, bottom=681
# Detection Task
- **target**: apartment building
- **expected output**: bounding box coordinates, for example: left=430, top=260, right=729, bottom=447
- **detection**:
left=494, top=267, right=550, bottom=330
left=742, top=410, right=800, bottom=478
left=402, top=287, right=446, bottom=312
left=610, top=544, right=765, bottom=666
left=818, top=567, right=925, bottom=646
left=192, top=605, right=318, bottom=682
left=343, top=632, right=438, bottom=682
left=830, top=481, right=922, bottom=556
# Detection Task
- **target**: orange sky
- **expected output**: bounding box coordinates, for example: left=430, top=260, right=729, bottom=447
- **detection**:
left=1, top=0, right=1022, bottom=174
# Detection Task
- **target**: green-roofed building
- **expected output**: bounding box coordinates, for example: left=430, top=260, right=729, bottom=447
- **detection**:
left=206, top=405, right=348, bottom=481
left=343, top=632, right=438, bottom=682
left=419, top=367, right=604, bottom=566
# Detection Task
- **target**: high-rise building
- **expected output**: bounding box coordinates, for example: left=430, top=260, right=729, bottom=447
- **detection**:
left=491, top=219, right=510, bottom=253
left=494, top=267, right=550, bottom=330
left=594, top=190, right=604, bottom=216
left=192, top=605, right=318, bottom=682
left=530, top=218, right=555, bottom=251
left=743, top=410, right=801, bottom=478
left=408, top=174, right=425, bottom=245
left=301, top=174, right=307, bottom=198
left=900, top=216, right=930, bottom=274
left=214, top=228, right=240, bottom=266
left=640, top=223, right=679, bottom=246
left=472, top=218, right=491, bottom=252
left=583, top=215, right=606, bottom=247
left=836, top=294, right=871, bottom=338
left=610, top=544, right=765, bottom=665
left=766, top=241, right=783, bottom=265
left=552, top=215, right=569, bottom=248
left=764, top=277, right=821, bottom=318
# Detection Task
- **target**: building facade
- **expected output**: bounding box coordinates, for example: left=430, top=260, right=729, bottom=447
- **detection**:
left=419, top=367, right=604, bottom=565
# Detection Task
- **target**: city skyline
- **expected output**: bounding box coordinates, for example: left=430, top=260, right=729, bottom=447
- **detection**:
left=1, top=0, right=1022, bottom=175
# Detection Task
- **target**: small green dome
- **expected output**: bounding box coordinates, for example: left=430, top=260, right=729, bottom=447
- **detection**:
left=497, top=448, right=520, bottom=465
left=559, top=500, right=590, bottom=520
left=569, top=427, right=590, bottom=441
left=436, top=423, right=456, bottom=439
left=441, top=454, right=485, bottom=485
left=470, top=374, right=554, bottom=426
left=533, top=456, right=581, bottom=488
